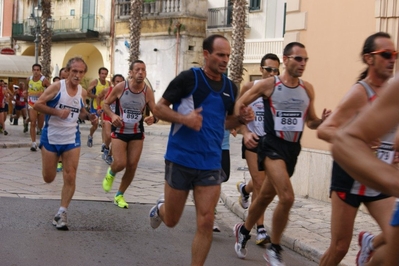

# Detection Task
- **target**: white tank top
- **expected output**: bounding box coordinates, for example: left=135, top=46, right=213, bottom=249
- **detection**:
left=246, top=79, right=266, bottom=137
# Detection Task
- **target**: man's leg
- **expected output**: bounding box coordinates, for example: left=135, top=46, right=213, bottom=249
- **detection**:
left=191, top=184, right=221, bottom=266
left=319, top=192, right=357, bottom=266
left=41, top=146, right=59, bottom=183
left=29, top=108, right=37, bottom=146
left=37, top=113, right=44, bottom=134
left=159, top=182, right=189, bottom=227
left=102, top=137, right=127, bottom=193
left=59, top=147, right=81, bottom=208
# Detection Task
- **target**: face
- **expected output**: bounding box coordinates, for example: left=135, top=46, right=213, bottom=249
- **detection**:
left=32, top=66, right=41, bottom=77
left=204, top=37, right=231, bottom=75
left=113, top=76, right=124, bottom=86
left=67, top=61, right=87, bottom=86
left=283, top=46, right=308, bottom=78
left=260, top=59, right=280, bottom=79
left=368, top=37, right=396, bottom=80
left=18, top=83, right=24, bottom=89
left=129, top=63, right=146, bottom=84
left=99, top=70, right=108, bottom=81
left=60, top=69, right=69, bottom=80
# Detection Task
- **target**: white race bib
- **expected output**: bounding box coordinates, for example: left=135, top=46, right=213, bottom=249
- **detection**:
left=376, top=141, right=394, bottom=164
left=274, top=110, right=303, bottom=131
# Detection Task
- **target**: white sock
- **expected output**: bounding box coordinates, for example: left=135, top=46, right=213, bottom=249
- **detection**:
left=57, top=207, right=67, bottom=214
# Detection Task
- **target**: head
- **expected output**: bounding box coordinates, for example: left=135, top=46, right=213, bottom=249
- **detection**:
left=0, top=80, right=3, bottom=87
left=203, top=34, right=231, bottom=75
left=129, top=60, right=146, bottom=84
left=260, top=53, right=280, bottom=79
left=52, top=76, right=60, bottom=82
left=59, top=67, right=68, bottom=80
left=18, top=82, right=25, bottom=89
left=65, top=57, right=88, bottom=86
left=282, top=42, right=308, bottom=78
left=111, top=74, right=125, bottom=86
left=98, top=67, right=109, bottom=81
left=358, top=32, right=396, bottom=81
left=32, top=63, right=42, bottom=78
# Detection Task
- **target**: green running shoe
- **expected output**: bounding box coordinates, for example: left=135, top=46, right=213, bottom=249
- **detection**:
left=102, top=167, right=115, bottom=192
left=114, top=194, right=128, bottom=209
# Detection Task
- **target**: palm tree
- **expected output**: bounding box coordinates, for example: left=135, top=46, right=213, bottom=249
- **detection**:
left=129, top=0, right=144, bottom=65
left=229, top=0, right=247, bottom=88
left=40, top=0, right=52, bottom=79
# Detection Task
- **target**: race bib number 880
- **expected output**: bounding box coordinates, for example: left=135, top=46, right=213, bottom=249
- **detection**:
left=274, top=110, right=303, bottom=131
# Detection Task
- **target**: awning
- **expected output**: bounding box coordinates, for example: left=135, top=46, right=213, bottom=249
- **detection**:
left=0, top=55, right=35, bottom=78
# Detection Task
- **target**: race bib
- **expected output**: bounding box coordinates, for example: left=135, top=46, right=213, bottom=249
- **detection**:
left=274, top=110, right=303, bottom=131
left=122, top=109, right=142, bottom=124
left=28, top=96, right=39, bottom=103
left=376, top=141, right=394, bottom=164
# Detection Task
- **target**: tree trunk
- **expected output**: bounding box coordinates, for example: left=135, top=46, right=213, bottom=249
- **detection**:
left=129, top=0, right=143, bottom=65
left=40, top=0, right=52, bottom=79
left=229, top=0, right=247, bottom=89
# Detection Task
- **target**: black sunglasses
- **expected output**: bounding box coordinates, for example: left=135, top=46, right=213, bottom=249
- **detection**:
left=287, top=56, right=309, bottom=63
left=262, top=66, right=280, bottom=73
left=370, top=50, right=398, bottom=60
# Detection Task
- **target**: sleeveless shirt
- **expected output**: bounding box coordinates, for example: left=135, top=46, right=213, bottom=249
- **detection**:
left=263, top=76, right=310, bottom=142
left=43, top=80, right=84, bottom=145
left=246, top=79, right=266, bottom=137
left=28, top=75, right=45, bottom=106
left=114, top=81, right=146, bottom=134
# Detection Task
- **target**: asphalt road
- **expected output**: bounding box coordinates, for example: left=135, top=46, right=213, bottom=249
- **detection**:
left=0, top=197, right=317, bottom=266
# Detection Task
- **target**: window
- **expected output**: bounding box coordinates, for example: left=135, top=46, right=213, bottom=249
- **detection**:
left=249, top=0, right=261, bottom=11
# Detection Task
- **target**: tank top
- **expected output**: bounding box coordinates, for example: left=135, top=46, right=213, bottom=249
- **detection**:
left=28, top=75, right=45, bottom=105
left=114, top=81, right=146, bottom=134
left=43, top=80, right=84, bottom=145
left=263, top=76, right=310, bottom=142
left=15, top=89, right=26, bottom=107
left=91, top=79, right=110, bottom=110
left=246, top=79, right=266, bottom=137
left=348, top=80, right=397, bottom=195
left=0, top=87, right=4, bottom=108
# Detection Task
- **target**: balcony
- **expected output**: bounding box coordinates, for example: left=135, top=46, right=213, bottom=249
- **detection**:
left=243, top=38, right=284, bottom=64
left=12, top=15, right=105, bottom=42
left=207, top=6, right=249, bottom=29
left=117, top=0, right=182, bottom=18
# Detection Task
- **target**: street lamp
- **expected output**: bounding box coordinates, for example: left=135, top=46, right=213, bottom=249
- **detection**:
left=28, top=4, right=55, bottom=64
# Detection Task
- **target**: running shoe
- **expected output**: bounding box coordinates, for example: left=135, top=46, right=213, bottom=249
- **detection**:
left=3, top=130, right=8, bottom=135
left=114, top=194, right=129, bottom=209
left=356, top=231, right=374, bottom=266
left=101, top=143, right=105, bottom=152
left=234, top=223, right=251, bottom=259
left=87, top=135, right=93, bottom=147
left=264, top=245, right=285, bottom=266
left=149, top=194, right=165, bottom=229
left=36, top=129, right=42, bottom=135
left=102, top=148, right=109, bottom=162
left=52, top=211, right=68, bottom=230
left=213, top=221, right=221, bottom=232
left=30, top=143, right=37, bottom=152
left=256, top=227, right=271, bottom=245
left=23, top=122, right=28, bottom=133
left=57, top=162, right=63, bottom=172
left=102, top=167, right=115, bottom=192
left=105, top=154, right=113, bottom=165
left=236, top=181, right=249, bottom=209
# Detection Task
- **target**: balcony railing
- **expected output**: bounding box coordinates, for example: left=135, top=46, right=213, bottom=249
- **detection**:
left=244, top=39, right=284, bottom=63
left=117, top=0, right=182, bottom=18
left=207, top=6, right=249, bottom=29
left=12, top=15, right=105, bottom=37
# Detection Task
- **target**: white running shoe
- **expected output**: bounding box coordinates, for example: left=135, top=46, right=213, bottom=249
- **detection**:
left=52, top=211, right=68, bottom=231
left=149, top=194, right=165, bottom=229
left=256, top=228, right=271, bottom=245
left=236, top=181, right=249, bottom=209
left=356, top=231, right=374, bottom=266
left=233, top=223, right=251, bottom=259
left=264, top=245, right=285, bottom=266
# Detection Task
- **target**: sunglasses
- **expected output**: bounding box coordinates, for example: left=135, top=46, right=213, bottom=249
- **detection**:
left=287, top=56, right=309, bottom=63
left=370, top=50, right=398, bottom=60
left=262, top=66, right=280, bottom=73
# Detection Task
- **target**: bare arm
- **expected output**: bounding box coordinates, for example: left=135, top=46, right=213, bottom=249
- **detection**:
left=33, top=83, right=69, bottom=118
left=103, top=82, right=124, bottom=128
left=303, top=81, right=331, bottom=130
left=332, top=74, right=399, bottom=197
left=87, top=79, right=98, bottom=99
left=43, top=78, right=51, bottom=88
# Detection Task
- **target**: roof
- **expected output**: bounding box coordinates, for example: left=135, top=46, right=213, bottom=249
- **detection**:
left=0, top=55, right=35, bottom=78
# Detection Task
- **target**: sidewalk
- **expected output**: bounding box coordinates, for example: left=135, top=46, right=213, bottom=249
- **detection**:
left=0, top=121, right=380, bottom=265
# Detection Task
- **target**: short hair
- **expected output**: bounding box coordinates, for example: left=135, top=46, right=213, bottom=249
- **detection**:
left=32, top=63, right=42, bottom=70
left=52, top=76, right=60, bottom=82
left=260, top=53, right=280, bottom=66
left=203, top=34, right=228, bottom=54
left=283, top=42, right=306, bottom=56
left=129, top=60, right=145, bottom=70
left=65, top=57, right=88, bottom=73
left=112, top=74, right=125, bottom=83
left=98, top=67, right=109, bottom=74
left=0, top=79, right=3, bottom=82
left=59, top=67, right=66, bottom=77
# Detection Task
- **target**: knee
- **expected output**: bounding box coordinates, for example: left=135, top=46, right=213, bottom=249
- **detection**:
left=43, top=174, right=56, bottom=184
left=279, top=193, right=295, bottom=208
left=163, top=216, right=180, bottom=228
left=196, top=212, right=214, bottom=232
left=327, top=241, right=350, bottom=261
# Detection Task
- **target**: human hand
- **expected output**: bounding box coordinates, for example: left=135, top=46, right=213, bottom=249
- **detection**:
left=238, top=105, right=254, bottom=124
left=144, top=116, right=155, bottom=125
left=185, top=107, right=203, bottom=131
left=321, top=108, right=332, bottom=122
left=59, top=108, right=71, bottom=119
left=243, top=131, right=259, bottom=149
left=111, top=115, right=123, bottom=128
